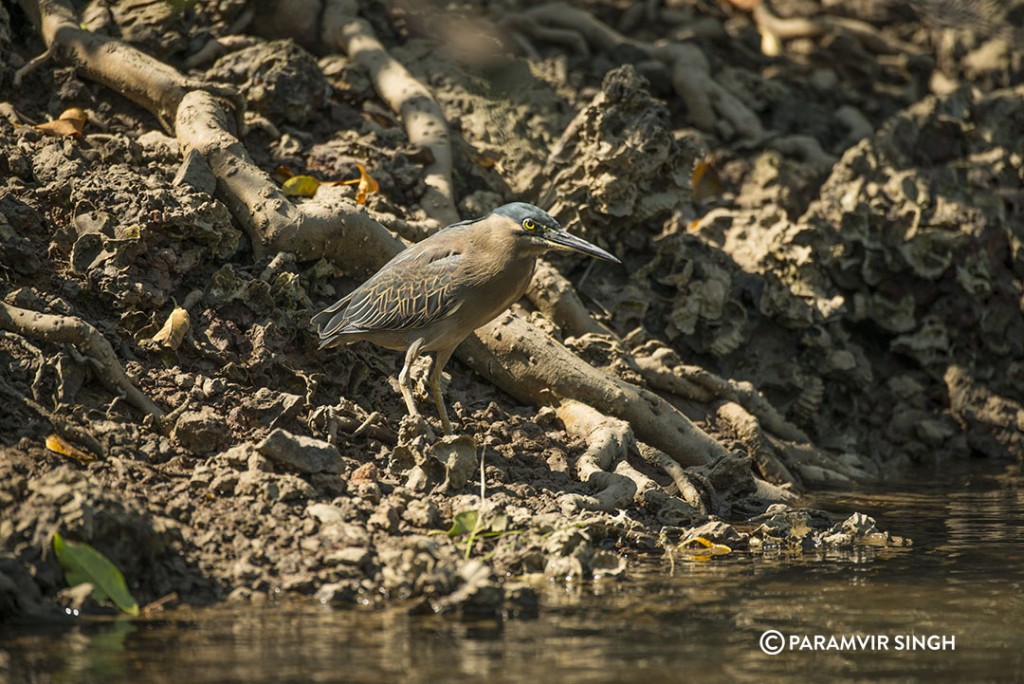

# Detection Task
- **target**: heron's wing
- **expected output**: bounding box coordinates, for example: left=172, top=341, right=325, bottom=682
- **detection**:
left=316, top=244, right=466, bottom=340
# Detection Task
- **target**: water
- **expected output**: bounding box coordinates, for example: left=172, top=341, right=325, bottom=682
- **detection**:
left=4, top=461, right=1023, bottom=683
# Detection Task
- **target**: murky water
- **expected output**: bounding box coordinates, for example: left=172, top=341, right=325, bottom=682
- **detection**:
left=4, top=461, right=1023, bottom=683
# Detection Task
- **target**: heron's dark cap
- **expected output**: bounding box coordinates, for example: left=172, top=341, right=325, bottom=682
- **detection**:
left=490, top=202, right=561, bottom=229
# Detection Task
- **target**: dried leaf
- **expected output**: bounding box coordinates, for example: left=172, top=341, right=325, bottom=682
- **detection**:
left=148, top=306, right=190, bottom=350
left=760, top=27, right=782, bottom=57
left=34, top=107, right=87, bottom=137
left=691, top=157, right=722, bottom=202
left=273, top=165, right=295, bottom=183
left=282, top=174, right=322, bottom=198
left=677, top=536, right=732, bottom=560
left=347, top=164, right=379, bottom=205
left=52, top=532, right=139, bottom=615
left=45, top=433, right=97, bottom=464
left=461, top=140, right=501, bottom=169
left=446, top=509, right=480, bottom=537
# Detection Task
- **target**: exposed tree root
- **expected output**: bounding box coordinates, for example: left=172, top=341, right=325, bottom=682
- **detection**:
left=17, top=0, right=243, bottom=132
left=714, top=402, right=798, bottom=487
left=514, top=2, right=763, bottom=139
left=633, top=342, right=808, bottom=443
left=322, top=1, right=459, bottom=226
left=945, top=364, right=1024, bottom=459
left=635, top=441, right=707, bottom=513
left=461, top=313, right=725, bottom=467
left=556, top=400, right=703, bottom=523
left=175, top=89, right=404, bottom=270
left=0, top=301, right=165, bottom=421
left=526, top=261, right=613, bottom=338
left=556, top=400, right=638, bottom=513
left=0, top=375, right=105, bottom=458
left=750, top=2, right=921, bottom=57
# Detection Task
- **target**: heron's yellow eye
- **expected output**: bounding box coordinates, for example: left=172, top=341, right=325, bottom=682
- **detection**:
left=523, top=218, right=537, bottom=231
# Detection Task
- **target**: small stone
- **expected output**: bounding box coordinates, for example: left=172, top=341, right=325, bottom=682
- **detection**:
left=173, top=148, right=217, bottom=195
left=307, top=502, right=346, bottom=525
left=368, top=503, right=401, bottom=532
left=349, top=462, right=379, bottom=485
left=402, top=499, right=440, bottom=528
left=315, top=581, right=359, bottom=605
left=208, top=471, right=239, bottom=496
left=172, top=407, right=228, bottom=456
left=326, top=547, right=369, bottom=566
left=256, top=428, right=341, bottom=474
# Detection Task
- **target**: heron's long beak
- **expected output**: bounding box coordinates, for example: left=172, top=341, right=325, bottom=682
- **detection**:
left=544, top=230, right=621, bottom=263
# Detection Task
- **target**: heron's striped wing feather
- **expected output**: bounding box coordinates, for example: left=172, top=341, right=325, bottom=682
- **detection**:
left=315, top=246, right=465, bottom=344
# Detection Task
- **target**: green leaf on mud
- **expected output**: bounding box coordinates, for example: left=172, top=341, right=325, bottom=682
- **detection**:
left=447, top=510, right=480, bottom=537
left=52, top=532, right=139, bottom=616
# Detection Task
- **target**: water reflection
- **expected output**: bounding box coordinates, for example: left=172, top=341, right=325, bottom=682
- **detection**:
left=3, top=462, right=1023, bottom=683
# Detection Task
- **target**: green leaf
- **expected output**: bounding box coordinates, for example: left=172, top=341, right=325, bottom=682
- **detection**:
left=447, top=510, right=480, bottom=537
left=52, top=532, right=139, bottom=616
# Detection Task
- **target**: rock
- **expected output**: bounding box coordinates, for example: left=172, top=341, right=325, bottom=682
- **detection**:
left=315, top=581, right=359, bottom=605
left=349, top=462, right=379, bottom=485
left=172, top=148, right=217, bottom=195
left=427, top=435, right=477, bottom=492
left=172, top=407, right=228, bottom=456
left=256, top=428, right=342, bottom=474
left=402, top=499, right=440, bottom=528
left=235, top=387, right=303, bottom=430
left=236, top=471, right=316, bottom=501
left=504, top=583, right=540, bottom=619
left=307, top=502, right=346, bottom=525
left=685, top=520, right=744, bottom=545
left=432, top=560, right=504, bottom=616
left=56, top=582, right=115, bottom=616
left=325, top=547, right=369, bottom=566
left=368, top=503, right=401, bottom=532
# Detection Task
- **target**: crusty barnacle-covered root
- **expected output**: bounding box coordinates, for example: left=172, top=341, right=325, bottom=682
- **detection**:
left=526, top=261, right=614, bottom=339
left=16, top=0, right=243, bottom=132
left=632, top=342, right=809, bottom=444
left=0, top=301, right=165, bottom=421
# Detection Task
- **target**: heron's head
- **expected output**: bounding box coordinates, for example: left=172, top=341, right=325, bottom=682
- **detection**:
left=489, top=202, right=620, bottom=263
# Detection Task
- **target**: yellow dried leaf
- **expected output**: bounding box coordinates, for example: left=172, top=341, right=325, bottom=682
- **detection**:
left=346, top=164, right=379, bottom=205
left=677, top=536, right=732, bottom=560
left=333, top=164, right=380, bottom=205
left=282, top=174, right=322, bottom=198
left=46, top=434, right=97, bottom=464
left=34, top=107, right=88, bottom=137
left=149, top=306, right=190, bottom=350
left=60, top=107, right=88, bottom=123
